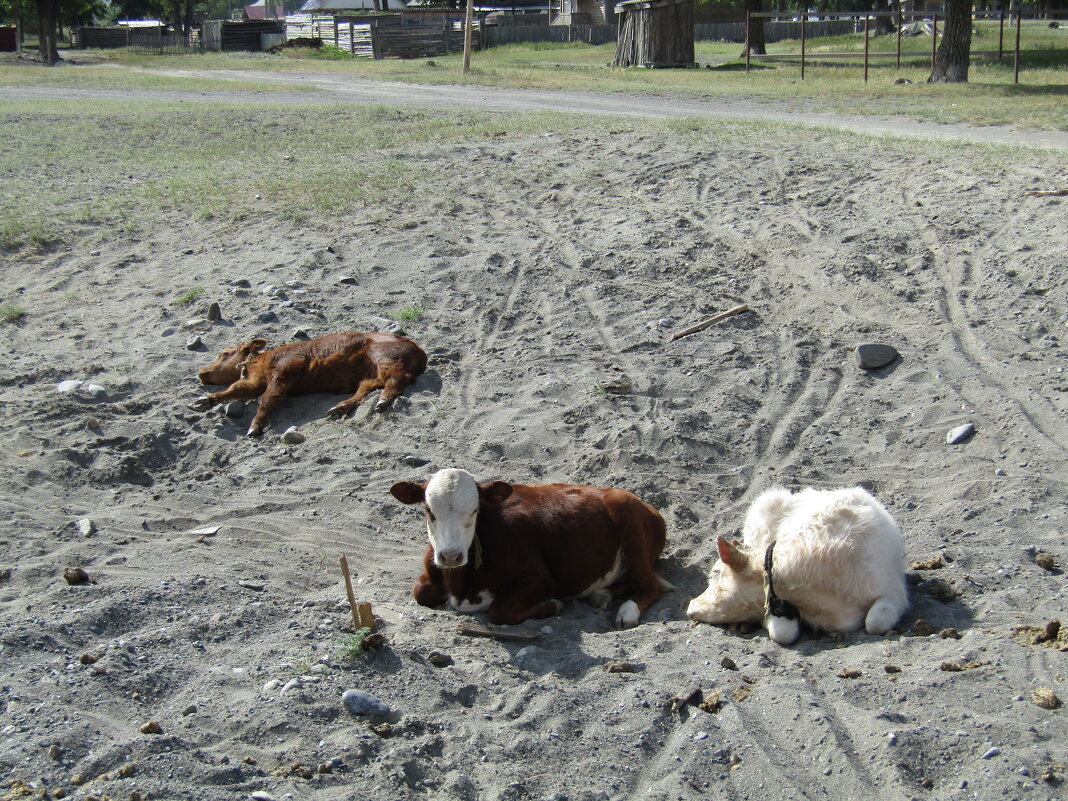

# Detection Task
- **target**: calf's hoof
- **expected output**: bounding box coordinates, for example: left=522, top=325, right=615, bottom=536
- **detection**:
left=246, top=426, right=263, bottom=438
left=325, top=405, right=350, bottom=419
left=373, top=399, right=392, bottom=413
left=615, top=600, right=641, bottom=629
left=585, top=588, right=613, bottom=611
left=189, top=396, right=213, bottom=412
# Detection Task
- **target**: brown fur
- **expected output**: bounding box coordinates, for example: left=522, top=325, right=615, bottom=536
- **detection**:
left=391, top=479, right=668, bottom=627
left=193, top=331, right=427, bottom=435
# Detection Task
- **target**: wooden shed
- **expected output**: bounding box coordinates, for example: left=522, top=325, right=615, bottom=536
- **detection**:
left=612, top=0, right=694, bottom=68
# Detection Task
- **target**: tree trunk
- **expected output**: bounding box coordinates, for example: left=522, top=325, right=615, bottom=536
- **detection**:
left=872, top=0, right=895, bottom=34
left=742, top=0, right=765, bottom=56
left=36, top=0, right=59, bottom=64
left=183, top=0, right=194, bottom=37
left=929, top=0, right=972, bottom=82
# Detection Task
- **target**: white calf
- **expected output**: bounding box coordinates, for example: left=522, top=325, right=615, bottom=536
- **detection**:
left=686, top=486, right=908, bottom=645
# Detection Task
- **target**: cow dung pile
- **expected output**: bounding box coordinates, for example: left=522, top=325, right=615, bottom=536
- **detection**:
left=0, top=124, right=1065, bottom=800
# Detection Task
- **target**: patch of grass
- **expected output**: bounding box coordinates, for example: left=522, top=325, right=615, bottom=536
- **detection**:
left=175, top=286, right=205, bottom=306
left=0, top=302, right=27, bottom=324
left=336, top=628, right=374, bottom=659
left=62, top=290, right=79, bottom=301
left=391, top=304, right=426, bottom=322
left=591, top=381, right=608, bottom=397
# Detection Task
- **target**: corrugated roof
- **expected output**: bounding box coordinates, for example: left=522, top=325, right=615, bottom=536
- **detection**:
left=297, top=0, right=408, bottom=10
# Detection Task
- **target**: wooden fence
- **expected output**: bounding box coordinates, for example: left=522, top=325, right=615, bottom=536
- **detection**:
left=285, top=14, right=472, bottom=59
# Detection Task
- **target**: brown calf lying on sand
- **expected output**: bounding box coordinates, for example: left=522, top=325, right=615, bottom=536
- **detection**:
left=192, top=331, right=427, bottom=436
left=390, top=468, right=672, bottom=627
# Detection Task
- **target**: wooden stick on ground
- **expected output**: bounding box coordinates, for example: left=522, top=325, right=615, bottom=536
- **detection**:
left=1025, top=189, right=1068, bottom=197
left=457, top=621, right=542, bottom=642
left=669, top=304, right=750, bottom=342
left=339, top=555, right=361, bottom=633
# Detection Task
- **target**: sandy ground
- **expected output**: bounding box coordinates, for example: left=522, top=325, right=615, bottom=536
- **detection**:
left=1, top=91, right=1067, bottom=801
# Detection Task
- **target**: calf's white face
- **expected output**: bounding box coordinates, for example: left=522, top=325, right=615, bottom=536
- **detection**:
left=423, top=468, right=481, bottom=568
left=685, top=536, right=763, bottom=624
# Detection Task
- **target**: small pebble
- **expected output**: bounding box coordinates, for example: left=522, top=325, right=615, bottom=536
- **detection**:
left=337, top=275, right=358, bottom=285
left=82, top=384, right=107, bottom=399
left=280, top=678, right=301, bottom=695
left=181, top=705, right=197, bottom=716
left=139, top=721, right=162, bottom=735
left=1031, top=688, right=1060, bottom=709
left=342, top=689, right=390, bottom=716
left=258, top=311, right=278, bottom=323
left=427, top=651, right=453, bottom=667
left=657, top=318, right=673, bottom=328
left=855, top=343, right=900, bottom=370
left=694, top=731, right=709, bottom=741
left=980, top=747, right=1002, bottom=759
left=946, top=423, right=976, bottom=445
left=183, top=318, right=209, bottom=330
left=76, top=518, right=97, bottom=537
left=281, top=427, right=305, bottom=445
left=292, top=329, right=310, bottom=340
left=224, top=401, right=245, bottom=418
left=186, top=335, right=203, bottom=350
left=231, top=279, right=251, bottom=288
left=886, top=733, right=898, bottom=746
left=206, top=301, right=222, bottom=321
left=994, top=468, right=1006, bottom=477
left=249, top=793, right=277, bottom=801
left=56, top=380, right=83, bottom=393
left=63, top=567, right=91, bottom=586
left=403, top=455, right=430, bottom=467
left=262, top=679, right=281, bottom=692
left=721, top=657, right=738, bottom=670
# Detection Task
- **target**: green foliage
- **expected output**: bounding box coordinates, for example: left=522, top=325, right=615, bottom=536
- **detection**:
left=391, top=304, right=426, bottom=322
left=0, top=302, right=27, bottom=324
left=174, top=286, right=204, bottom=306
left=336, top=628, right=373, bottom=659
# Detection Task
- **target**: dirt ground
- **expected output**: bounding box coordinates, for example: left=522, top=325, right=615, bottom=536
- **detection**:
left=1, top=94, right=1067, bottom=801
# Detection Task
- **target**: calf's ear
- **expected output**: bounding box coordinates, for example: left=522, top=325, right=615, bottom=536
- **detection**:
left=243, top=338, right=268, bottom=355
left=716, top=535, right=749, bottom=571
left=478, top=481, right=513, bottom=505
left=390, top=481, right=426, bottom=505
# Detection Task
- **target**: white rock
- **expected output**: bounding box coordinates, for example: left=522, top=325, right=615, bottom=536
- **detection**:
left=281, top=427, right=305, bottom=445
left=82, top=384, right=107, bottom=399
left=76, top=519, right=97, bottom=537
left=56, top=380, right=83, bottom=393
left=280, top=677, right=301, bottom=694
left=262, top=679, right=281, bottom=692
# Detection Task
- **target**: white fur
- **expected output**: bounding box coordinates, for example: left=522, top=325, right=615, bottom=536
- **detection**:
left=449, top=590, right=494, bottom=613
left=424, top=468, right=480, bottom=568
left=687, top=487, right=908, bottom=641
left=616, top=600, right=640, bottom=629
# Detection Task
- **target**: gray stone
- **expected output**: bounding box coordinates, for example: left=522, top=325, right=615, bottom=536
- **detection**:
left=370, top=316, right=403, bottom=334
left=76, top=518, right=97, bottom=537
left=403, top=455, right=430, bottom=467
left=657, top=318, right=673, bottom=328
left=292, top=329, right=310, bottom=340
left=280, top=677, right=301, bottom=695
left=262, top=679, right=281, bottom=692
left=160, top=327, right=177, bottom=337
left=206, top=301, right=222, bottom=321
left=184, top=318, right=210, bottom=330
left=281, top=427, right=305, bottom=445
left=231, top=279, right=251, bottom=288
left=186, top=335, right=203, bottom=350
left=855, top=343, right=900, bottom=370
left=342, top=689, right=390, bottom=716
left=56, top=380, right=83, bottom=393
left=258, top=311, right=278, bottom=323
left=946, top=423, right=976, bottom=445
left=260, top=284, right=276, bottom=295
left=223, top=401, right=245, bottom=418
left=189, top=526, right=221, bottom=537
left=980, top=746, right=1002, bottom=759
left=337, top=275, right=358, bottom=285
left=83, top=384, right=107, bottom=399
left=249, top=792, right=278, bottom=801
left=994, top=467, right=1006, bottom=477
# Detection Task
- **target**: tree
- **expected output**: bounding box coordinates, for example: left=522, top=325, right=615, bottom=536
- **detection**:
left=929, top=0, right=972, bottom=82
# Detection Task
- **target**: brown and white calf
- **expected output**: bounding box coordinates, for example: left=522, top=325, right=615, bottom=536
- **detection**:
left=686, top=486, right=908, bottom=645
left=192, top=331, right=427, bottom=436
left=390, top=468, right=671, bottom=627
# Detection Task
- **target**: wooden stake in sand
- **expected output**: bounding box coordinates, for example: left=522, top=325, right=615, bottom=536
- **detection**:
left=1025, top=189, right=1068, bottom=197
left=457, top=621, right=542, bottom=642
left=669, top=304, right=750, bottom=342
left=340, top=555, right=375, bottom=632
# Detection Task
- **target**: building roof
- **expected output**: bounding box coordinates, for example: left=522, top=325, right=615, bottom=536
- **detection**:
left=297, top=0, right=408, bottom=10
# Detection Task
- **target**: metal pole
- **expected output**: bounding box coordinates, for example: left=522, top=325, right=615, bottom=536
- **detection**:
left=800, top=13, right=806, bottom=80
left=863, top=15, right=869, bottom=83
left=930, top=12, right=937, bottom=74
left=745, top=10, right=750, bottom=73
left=896, top=10, right=902, bottom=70
left=998, top=9, right=1004, bottom=61
left=1013, top=8, right=1021, bottom=84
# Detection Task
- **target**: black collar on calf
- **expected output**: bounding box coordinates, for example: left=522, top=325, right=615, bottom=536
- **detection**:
left=763, top=541, right=800, bottom=622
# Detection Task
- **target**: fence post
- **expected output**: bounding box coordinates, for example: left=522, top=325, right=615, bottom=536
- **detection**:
left=350, top=21, right=355, bottom=55
left=1013, top=9, right=1021, bottom=84
left=896, top=11, right=901, bottom=70
left=930, top=13, right=936, bottom=74
left=998, top=9, right=1004, bottom=61
left=745, top=10, right=750, bottom=73
left=863, top=14, right=869, bottom=83
left=800, top=13, right=805, bottom=80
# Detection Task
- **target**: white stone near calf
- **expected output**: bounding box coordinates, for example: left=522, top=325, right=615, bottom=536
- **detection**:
left=687, top=486, right=908, bottom=645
